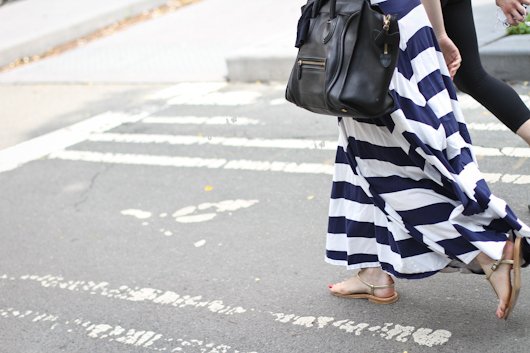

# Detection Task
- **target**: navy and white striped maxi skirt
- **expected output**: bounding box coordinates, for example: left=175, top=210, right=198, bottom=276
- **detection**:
left=325, top=0, right=530, bottom=279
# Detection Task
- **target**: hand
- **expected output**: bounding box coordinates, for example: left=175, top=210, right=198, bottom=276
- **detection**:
left=437, top=34, right=461, bottom=79
left=496, top=0, right=529, bottom=26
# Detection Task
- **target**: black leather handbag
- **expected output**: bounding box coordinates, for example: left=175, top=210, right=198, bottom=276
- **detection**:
left=285, top=0, right=400, bottom=119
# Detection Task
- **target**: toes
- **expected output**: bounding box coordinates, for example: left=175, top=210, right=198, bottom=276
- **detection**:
left=496, top=301, right=508, bottom=319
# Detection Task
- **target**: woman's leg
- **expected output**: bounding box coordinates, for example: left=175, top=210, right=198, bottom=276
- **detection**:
left=516, top=120, right=530, bottom=144
left=443, top=0, right=530, bottom=145
left=475, top=241, right=514, bottom=319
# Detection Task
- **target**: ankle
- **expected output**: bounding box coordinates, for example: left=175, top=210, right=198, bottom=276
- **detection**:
left=359, top=267, right=393, bottom=284
left=475, top=253, right=494, bottom=268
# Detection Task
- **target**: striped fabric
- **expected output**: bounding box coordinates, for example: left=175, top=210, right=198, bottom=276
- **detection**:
left=326, top=0, right=530, bottom=279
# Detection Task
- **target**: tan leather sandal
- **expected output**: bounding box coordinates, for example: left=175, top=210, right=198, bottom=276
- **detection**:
left=485, top=236, right=523, bottom=320
left=330, top=271, right=399, bottom=304
left=505, top=236, right=523, bottom=320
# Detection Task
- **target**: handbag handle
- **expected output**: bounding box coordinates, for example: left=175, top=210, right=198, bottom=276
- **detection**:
left=311, top=0, right=337, bottom=19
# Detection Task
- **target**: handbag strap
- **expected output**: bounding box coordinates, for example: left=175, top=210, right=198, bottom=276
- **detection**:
left=311, top=0, right=375, bottom=20
left=311, top=0, right=337, bottom=19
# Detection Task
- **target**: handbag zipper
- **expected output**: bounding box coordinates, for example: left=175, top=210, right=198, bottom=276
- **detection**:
left=297, top=59, right=325, bottom=79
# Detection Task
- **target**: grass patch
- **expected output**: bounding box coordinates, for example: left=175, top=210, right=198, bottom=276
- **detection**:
left=507, top=13, right=530, bottom=35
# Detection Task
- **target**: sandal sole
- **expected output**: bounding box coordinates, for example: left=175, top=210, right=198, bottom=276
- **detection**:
left=331, top=291, right=399, bottom=304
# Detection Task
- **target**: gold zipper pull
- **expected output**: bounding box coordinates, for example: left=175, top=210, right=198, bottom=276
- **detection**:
left=383, top=15, right=391, bottom=32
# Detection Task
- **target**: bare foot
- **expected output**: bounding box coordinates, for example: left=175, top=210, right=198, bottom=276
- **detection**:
left=476, top=241, right=514, bottom=319
left=328, top=268, right=395, bottom=299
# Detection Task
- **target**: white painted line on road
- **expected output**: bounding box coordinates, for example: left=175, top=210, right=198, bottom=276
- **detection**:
left=121, top=209, right=153, bottom=219
left=466, top=122, right=510, bottom=131
left=9, top=274, right=247, bottom=316
left=172, top=199, right=259, bottom=224
left=48, top=150, right=530, bottom=183
left=1, top=274, right=452, bottom=347
left=146, top=82, right=227, bottom=101
left=146, top=82, right=262, bottom=106
left=472, top=145, right=530, bottom=158
left=194, top=240, right=207, bottom=248
left=270, top=98, right=287, bottom=106
left=457, top=93, right=529, bottom=110
left=270, top=312, right=451, bottom=347
left=0, top=307, right=256, bottom=353
left=48, top=150, right=335, bottom=175
left=120, top=200, right=259, bottom=228
left=167, top=91, right=262, bottom=106
left=500, top=147, right=530, bottom=158
left=0, top=111, right=149, bottom=173
left=482, top=173, right=530, bottom=185
left=142, top=116, right=261, bottom=126
left=87, top=132, right=530, bottom=159
left=88, top=133, right=336, bottom=150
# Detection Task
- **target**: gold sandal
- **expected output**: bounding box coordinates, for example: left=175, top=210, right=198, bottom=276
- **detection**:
left=484, top=235, right=523, bottom=320
left=505, top=235, right=523, bottom=320
left=330, top=271, right=399, bottom=304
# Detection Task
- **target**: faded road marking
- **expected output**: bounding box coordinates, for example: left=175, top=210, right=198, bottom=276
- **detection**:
left=172, top=199, right=259, bottom=223
left=457, top=93, right=529, bottom=110
left=121, top=209, right=153, bottom=220
left=146, top=82, right=227, bottom=101
left=483, top=173, right=530, bottom=185
left=270, top=313, right=451, bottom=347
left=167, top=91, right=261, bottom=106
left=88, top=133, right=336, bottom=150
left=0, top=307, right=256, bottom=353
left=5, top=274, right=246, bottom=316
left=87, top=133, right=530, bottom=158
left=142, top=116, right=260, bottom=126
left=48, top=150, right=530, bottom=184
left=120, top=200, right=259, bottom=239
left=48, top=150, right=335, bottom=175
left=1, top=274, right=452, bottom=347
left=466, top=122, right=510, bottom=131
left=0, top=111, right=149, bottom=173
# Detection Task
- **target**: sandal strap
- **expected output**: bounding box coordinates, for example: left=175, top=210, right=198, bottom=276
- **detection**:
left=485, top=259, right=514, bottom=280
left=357, top=272, right=394, bottom=296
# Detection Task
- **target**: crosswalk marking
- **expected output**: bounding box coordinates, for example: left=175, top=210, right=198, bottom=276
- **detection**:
left=87, top=133, right=336, bottom=150
left=146, top=82, right=227, bottom=101
left=87, top=132, right=530, bottom=158
left=47, top=150, right=530, bottom=183
left=456, top=93, right=529, bottom=110
left=48, top=150, right=335, bottom=175
left=466, top=122, right=510, bottom=131
left=167, top=90, right=262, bottom=106
left=1, top=273, right=453, bottom=348
left=0, top=112, right=149, bottom=173
left=142, top=116, right=260, bottom=125
left=0, top=307, right=255, bottom=353
left=142, top=117, right=517, bottom=132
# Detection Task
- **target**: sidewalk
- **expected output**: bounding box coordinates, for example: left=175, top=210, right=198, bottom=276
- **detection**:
left=0, top=0, right=170, bottom=68
left=0, top=0, right=528, bottom=83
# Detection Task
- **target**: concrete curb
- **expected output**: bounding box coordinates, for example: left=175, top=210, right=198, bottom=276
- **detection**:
left=226, top=36, right=530, bottom=83
left=480, top=34, right=530, bottom=81
left=0, top=0, right=169, bottom=67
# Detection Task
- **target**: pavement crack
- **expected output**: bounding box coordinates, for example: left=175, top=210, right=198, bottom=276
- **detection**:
left=74, top=165, right=112, bottom=211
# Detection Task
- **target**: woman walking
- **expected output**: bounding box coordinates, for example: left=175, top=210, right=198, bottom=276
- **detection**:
left=325, top=0, right=530, bottom=319
left=441, top=0, right=530, bottom=145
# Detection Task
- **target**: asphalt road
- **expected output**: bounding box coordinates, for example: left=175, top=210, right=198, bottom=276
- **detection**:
left=1, top=82, right=530, bottom=353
